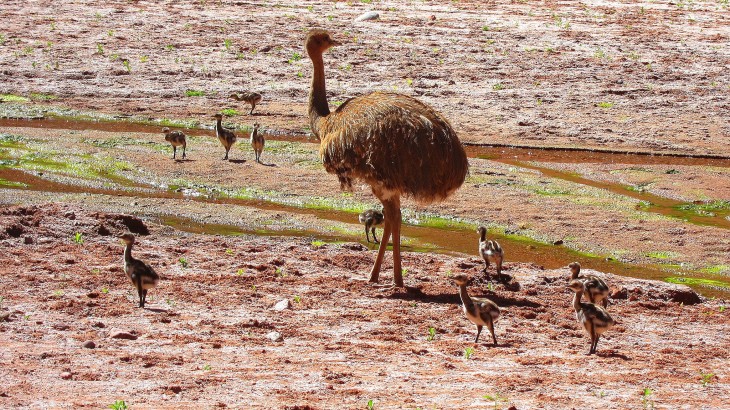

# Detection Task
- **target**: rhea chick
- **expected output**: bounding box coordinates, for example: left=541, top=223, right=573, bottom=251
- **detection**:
left=213, top=113, right=237, bottom=160
left=452, top=273, right=501, bottom=345
left=119, top=233, right=160, bottom=308
left=568, top=279, right=614, bottom=355
left=229, top=91, right=262, bottom=115
left=162, top=127, right=187, bottom=160
left=359, top=209, right=384, bottom=243
left=569, top=262, right=609, bottom=308
left=477, top=226, right=504, bottom=277
left=250, top=122, right=265, bottom=163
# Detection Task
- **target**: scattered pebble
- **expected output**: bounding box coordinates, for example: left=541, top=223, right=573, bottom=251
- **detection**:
left=553, top=240, right=564, bottom=246
left=92, top=321, right=105, bottom=328
left=82, top=340, right=96, bottom=349
left=272, top=299, right=290, bottom=311
left=60, top=372, right=72, bottom=380
left=354, top=11, right=379, bottom=22
left=111, top=331, right=138, bottom=340
left=23, top=236, right=33, bottom=244
left=266, top=331, right=283, bottom=342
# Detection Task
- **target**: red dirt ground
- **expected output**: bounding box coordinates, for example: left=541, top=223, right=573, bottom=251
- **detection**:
left=1, top=204, right=728, bottom=409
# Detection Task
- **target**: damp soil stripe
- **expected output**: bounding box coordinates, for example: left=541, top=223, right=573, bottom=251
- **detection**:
left=501, top=159, right=730, bottom=230
left=3, top=117, right=730, bottom=167
left=1, top=167, right=728, bottom=299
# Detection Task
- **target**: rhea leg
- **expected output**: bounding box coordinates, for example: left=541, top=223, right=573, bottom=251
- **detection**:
left=182, top=144, right=186, bottom=160
left=136, top=279, right=144, bottom=308
left=142, top=289, right=148, bottom=308
left=173, top=146, right=177, bottom=159
left=368, top=217, right=392, bottom=283
left=389, top=198, right=403, bottom=287
left=475, top=325, right=483, bottom=343
left=371, top=227, right=379, bottom=243
left=588, top=322, right=596, bottom=355
left=364, top=224, right=371, bottom=243
left=488, top=317, right=497, bottom=346
left=249, top=103, right=255, bottom=115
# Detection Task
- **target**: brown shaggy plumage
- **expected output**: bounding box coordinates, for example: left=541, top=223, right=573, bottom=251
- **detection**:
left=305, top=29, right=469, bottom=287
left=230, top=91, right=262, bottom=115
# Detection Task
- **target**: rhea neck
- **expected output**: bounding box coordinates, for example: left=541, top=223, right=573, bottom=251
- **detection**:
left=308, top=48, right=330, bottom=137
left=570, top=266, right=580, bottom=280
left=215, top=118, right=223, bottom=132
left=572, top=290, right=583, bottom=313
left=479, top=229, right=487, bottom=242
left=123, top=242, right=134, bottom=262
left=458, top=284, right=474, bottom=308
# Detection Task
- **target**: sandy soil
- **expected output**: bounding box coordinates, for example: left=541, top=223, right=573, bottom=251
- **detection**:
left=1, top=0, right=729, bottom=154
left=1, top=203, right=728, bottom=409
left=2, top=1, right=730, bottom=408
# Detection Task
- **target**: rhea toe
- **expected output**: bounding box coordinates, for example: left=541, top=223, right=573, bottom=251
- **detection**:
left=120, top=233, right=160, bottom=308
left=452, top=274, right=501, bottom=345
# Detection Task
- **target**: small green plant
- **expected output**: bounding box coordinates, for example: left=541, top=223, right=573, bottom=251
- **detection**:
left=72, top=232, right=84, bottom=245
left=492, top=83, right=504, bottom=90
left=311, top=240, right=325, bottom=248
left=699, top=370, right=716, bottom=387
left=221, top=108, right=239, bottom=116
left=463, top=346, right=474, bottom=360
left=426, top=327, right=436, bottom=341
left=202, top=364, right=212, bottom=371
left=108, top=401, right=128, bottom=410
left=225, top=248, right=234, bottom=255
left=401, top=268, right=409, bottom=277
left=139, top=55, right=148, bottom=63
left=224, top=39, right=232, bottom=51
left=251, top=285, right=257, bottom=294
left=179, top=257, right=189, bottom=268
left=720, top=305, right=726, bottom=313
left=275, top=267, right=284, bottom=277
left=237, top=268, right=245, bottom=276
left=0, top=296, right=5, bottom=309
left=366, top=399, right=374, bottom=410
left=24, top=314, right=31, bottom=321
left=486, top=282, right=495, bottom=292
left=96, top=43, right=104, bottom=55
left=597, top=101, right=614, bottom=109
left=101, top=287, right=109, bottom=294
left=0, top=34, right=6, bottom=46
left=288, top=52, right=302, bottom=64
left=185, top=89, right=205, bottom=97
left=53, top=290, right=64, bottom=297
left=483, top=392, right=508, bottom=410
left=641, top=388, right=654, bottom=410
left=122, top=59, right=131, bottom=73
left=293, top=295, right=301, bottom=303
left=405, top=78, right=413, bottom=87
left=107, top=29, right=114, bottom=37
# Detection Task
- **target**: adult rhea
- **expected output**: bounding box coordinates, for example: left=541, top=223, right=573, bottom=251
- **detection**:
left=305, top=29, right=468, bottom=287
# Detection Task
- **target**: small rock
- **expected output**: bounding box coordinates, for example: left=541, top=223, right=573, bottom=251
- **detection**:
left=23, top=236, right=33, bottom=244
left=64, top=258, right=76, bottom=265
left=0, top=312, right=10, bottom=322
left=354, top=11, right=379, bottom=22
left=272, top=299, right=290, bottom=311
left=83, top=340, right=96, bottom=349
left=92, top=321, right=105, bottom=328
left=553, top=239, right=564, bottom=246
left=111, top=331, right=138, bottom=340
left=212, top=342, right=222, bottom=349
left=86, top=292, right=99, bottom=299
left=60, top=372, right=72, bottom=380
left=64, top=211, right=76, bottom=220
left=266, top=331, right=283, bottom=342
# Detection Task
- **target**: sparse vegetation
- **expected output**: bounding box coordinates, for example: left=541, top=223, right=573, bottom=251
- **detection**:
left=366, top=399, right=374, bottom=410
left=108, top=401, right=128, bottom=410
left=288, top=52, right=302, bottom=64
left=185, top=89, right=205, bottom=97
left=72, top=232, right=84, bottom=244
left=426, top=327, right=436, bottom=341
left=483, top=392, right=508, bottom=410
left=463, top=346, right=474, bottom=360
left=699, top=370, right=716, bottom=387
left=597, top=101, right=614, bottom=109
left=641, top=388, right=654, bottom=410
left=221, top=108, right=239, bottom=117
left=179, top=257, right=189, bottom=268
